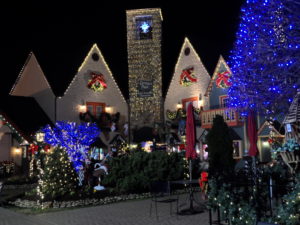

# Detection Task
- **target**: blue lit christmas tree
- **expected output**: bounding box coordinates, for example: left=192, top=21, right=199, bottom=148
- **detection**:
left=43, top=121, right=100, bottom=172
left=228, top=0, right=300, bottom=116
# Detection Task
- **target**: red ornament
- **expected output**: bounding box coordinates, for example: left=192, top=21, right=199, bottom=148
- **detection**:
left=179, top=144, right=185, bottom=151
left=43, top=145, right=50, bottom=152
left=28, top=144, right=38, bottom=154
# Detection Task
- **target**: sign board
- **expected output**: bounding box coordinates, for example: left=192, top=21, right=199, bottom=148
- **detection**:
left=137, top=80, right=153, bottom=97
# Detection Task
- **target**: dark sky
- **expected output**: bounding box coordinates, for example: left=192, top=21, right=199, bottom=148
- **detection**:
left=0, top=0, right=244, bottom=98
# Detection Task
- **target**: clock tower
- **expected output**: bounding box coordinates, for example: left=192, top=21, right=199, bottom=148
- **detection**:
left=126, top=8, right=163, bottom=130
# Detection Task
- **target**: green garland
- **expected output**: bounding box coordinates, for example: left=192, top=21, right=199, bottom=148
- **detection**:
left=208, top=175, right=300, bottom=225
left=208, top=178, right=256, bottom=225
left=273, top=178, right=300, bottom=225
left=166, top=109, right=186, bottom=120
left=166, top=110, right=177, bottom=120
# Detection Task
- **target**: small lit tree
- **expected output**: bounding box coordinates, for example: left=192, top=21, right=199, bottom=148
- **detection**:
left=37, top=147, right=78, bottom=200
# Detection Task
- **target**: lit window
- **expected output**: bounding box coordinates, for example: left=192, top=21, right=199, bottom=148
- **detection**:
left=86, top=102, right=106, bottom=118
left=135, top=16, right=153, bottom=40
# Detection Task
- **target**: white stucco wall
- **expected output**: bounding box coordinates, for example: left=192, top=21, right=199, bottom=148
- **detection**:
left=164, top=38, right=211, bottom=118
left=0, top=125, right=12, bottom=162
left=10, top=53, right=56, bottom=122
left=0, top=126, right=22, bottom=166
left=57, top=44, right=128, bottom=126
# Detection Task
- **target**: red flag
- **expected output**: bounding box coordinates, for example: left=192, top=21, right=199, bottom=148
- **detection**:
left=185, top=103, right=197, bottom=159
left=247, top=111, right=258, bottom=156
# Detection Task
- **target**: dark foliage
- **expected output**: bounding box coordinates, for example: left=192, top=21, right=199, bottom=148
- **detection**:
left=102, top=151, right=186, bottom=194
left=206, top=115, right=235, bottom=179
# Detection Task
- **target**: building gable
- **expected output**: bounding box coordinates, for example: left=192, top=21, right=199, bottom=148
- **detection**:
left=10, top=52, right=54, bottom=97
left=164, top=37, right=211, bottom=116
left=258, top=120, right=283, bottom=137
left=57, top=44, right=128, bottom=125
left=62, top=44, right=126, bottom=102
left=205, top=55, right=233, bottom=108
left=9, top=52, right=56, bottom=122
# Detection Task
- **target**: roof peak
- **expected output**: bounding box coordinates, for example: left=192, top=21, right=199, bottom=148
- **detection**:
left=9, top=51, right=54, bottom=96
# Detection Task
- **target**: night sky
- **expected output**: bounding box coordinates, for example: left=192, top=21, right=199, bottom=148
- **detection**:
left=0, top=0, right=244, bottom=98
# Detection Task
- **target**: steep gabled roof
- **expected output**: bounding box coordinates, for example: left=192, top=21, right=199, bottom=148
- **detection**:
left=0, top=113, right=27, bottom=143
left=9, top=52, right=54, bottom=97
left=0, top=95, right=53, bottom=141
left=109, top=133, right=126, bottom=145
left=205, top=55, right=232, bottom=97
left=257, top=120, right=285, bottom=137
left=61, top=43, right=127, bottom=103
left=165, top=37, right=211, bottom=100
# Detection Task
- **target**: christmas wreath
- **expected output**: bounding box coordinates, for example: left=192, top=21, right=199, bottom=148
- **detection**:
left=180, top=67, right=197, bottom=87
left=87, top=72, right=107, bottom=92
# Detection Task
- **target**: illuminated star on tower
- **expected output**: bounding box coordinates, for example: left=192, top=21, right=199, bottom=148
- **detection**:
left=140, top=22, right=150, bottom=33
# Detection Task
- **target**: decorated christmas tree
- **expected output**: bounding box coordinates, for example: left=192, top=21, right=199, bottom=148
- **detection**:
left=228, top=0, right=300, bottom=116
left=43, top=121, right=100, bottom=186
left=273, top=177, right=300, bottom=225
left=37, top=147, right=78, bottom=200
left=43, top=121, right=100, bottom=172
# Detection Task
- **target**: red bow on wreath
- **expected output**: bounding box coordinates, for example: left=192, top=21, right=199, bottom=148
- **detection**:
left=216, top=71, right=232, bottom=88
left=180, top=67, right=197, bottom=86
left=87, top=73, right=107, bottom=91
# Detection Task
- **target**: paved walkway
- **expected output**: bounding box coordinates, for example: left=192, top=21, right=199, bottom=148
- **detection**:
left=0, top=194, right=215, bottom=225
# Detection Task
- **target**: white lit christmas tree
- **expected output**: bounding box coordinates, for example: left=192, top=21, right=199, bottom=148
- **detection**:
left=37, top=147, right=78, bottom=201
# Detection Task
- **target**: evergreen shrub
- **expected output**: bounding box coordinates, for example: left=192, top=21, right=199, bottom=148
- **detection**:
left=102, top=151, right=186, bottom=194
